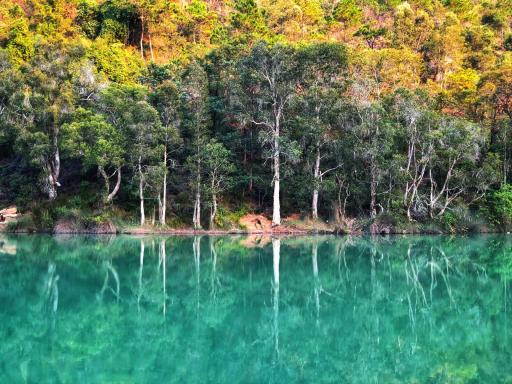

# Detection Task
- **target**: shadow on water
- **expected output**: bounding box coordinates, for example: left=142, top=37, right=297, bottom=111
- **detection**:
left=1, top=234, right=512, bottom=383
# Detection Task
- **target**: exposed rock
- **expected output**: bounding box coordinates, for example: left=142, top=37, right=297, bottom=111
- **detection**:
left=370, top=222, right=392, bottom=235
left=91, top=220, right=117, bottom=234
left=54, top=219, right=117, bottom=234
left=239, top=214, right=272, bottom=232
left=54, top=219, right=81, bottom=234
left=0, top=207, right=17, bottom=216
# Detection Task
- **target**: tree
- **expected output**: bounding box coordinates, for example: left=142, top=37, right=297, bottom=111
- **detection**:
left=62, top=108, right=125, bottom=204
left=234, top=42, right=301, bottom=226
left=182, top=61, right=210, bottom=229
left=425, top=117, right=485, bottom=217
left=96, top=84, right=160, bottom=218
left=348, top=79, right=394, bottom=218
left=131, top=96, right=161, bottom=226
left=388, top=89, right=434, bottom=220
left=203, top=139, right=234, bottom=228
left=150, top=77, right=182, bottom=225
left=8, top=42, right=82, bottom=200
left=354, top=24, right=386, bottom=49
left=295, top=42, right=347, bottom=220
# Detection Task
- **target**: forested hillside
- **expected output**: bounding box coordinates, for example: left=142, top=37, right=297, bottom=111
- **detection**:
left=1, top=0, right=512, bottom=232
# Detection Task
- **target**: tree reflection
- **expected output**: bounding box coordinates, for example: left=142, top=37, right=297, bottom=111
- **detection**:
left=2, top=234, right=512, bottom=383
left=272, top=237, right=280, bottom=361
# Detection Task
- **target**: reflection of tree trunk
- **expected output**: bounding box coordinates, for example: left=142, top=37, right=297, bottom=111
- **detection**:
left=312, top=241, right=320, bottom=326
left=44, top=262, right=60, bottom=315
left=193, top=236, right=201, bottom=312
left=272, top=238, right=280, bottom=359
left=100, top=261, right=120, bottom=302
left=138, top=240, right=145, bottom=313
left=160, top=239, right=167, bottom=317
left=210, top=237, right=218, bottom=298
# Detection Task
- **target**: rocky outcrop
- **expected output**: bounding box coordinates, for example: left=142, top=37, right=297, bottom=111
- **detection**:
left=239, top=214, right=273, bottom=231
left=54, top=219, right=117, bottom=234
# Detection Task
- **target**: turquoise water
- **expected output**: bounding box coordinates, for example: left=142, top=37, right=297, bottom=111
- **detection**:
left=1, top=234, right=512, bottom=383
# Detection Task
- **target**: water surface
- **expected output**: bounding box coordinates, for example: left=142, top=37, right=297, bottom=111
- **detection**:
left=1, top=234, right=512, bottom=383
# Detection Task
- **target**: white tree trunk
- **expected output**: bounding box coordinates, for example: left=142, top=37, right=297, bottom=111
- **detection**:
left=193, top=162, right=202, bottom=230
left=272, top=133, right=281, bottom=227
left=45, top=130, right=61, bottom=200
left=139, top=14, right=145, bottom=59
left=107, top=167, right=121, bottom=203
left=312, top=145, right=321, bottom=220
left=370, top=162, right=377, bottom=218
left=99, top=166, right=122, bottom=204
left=139, top=157, right=145, bottom=226
left=160, top=148, right=167, bottom=225
left=210, top=193, right=217, bottom=229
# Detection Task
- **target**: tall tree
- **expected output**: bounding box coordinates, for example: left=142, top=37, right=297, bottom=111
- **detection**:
left=61, top=108, right=126, bottom=204
left=203, top=139, right=234, bottom=228
left=150, top=78, right=182, bottom=225
left=182, top=61, right=210, bottom=229
left=295, top=43, right=347, bottom=220
left=349, top=79, right=394, bottom=218
left=234, top=42, right=300, bottom=226
left=8, top=42, right=82, bottom=200
left=96, top=84, right=160, bottom=216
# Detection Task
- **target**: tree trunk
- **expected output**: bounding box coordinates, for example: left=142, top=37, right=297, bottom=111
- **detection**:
left=139, top=157, right=145, bottom=226
left=108, top=167, right=121, bottom=203
left=148, top=29, right=154, bottom=61
left=98, top=166, right=110, bottom=203
left=312, top=146, right=321, bottom=220
left=46, top=128, right=61, bottom=200
left=272, top=133, right=281, bottom=227
left=139, top=15, right=145, bottom=59
left=193, top=166, right=202, bottom=230
left=210, top=193, right=217, bottom=229
left=370, top=162, right=377, bottom=218
left=160, top=147, right=167, bottom=225
left=99, top=166, right=122, bottom=204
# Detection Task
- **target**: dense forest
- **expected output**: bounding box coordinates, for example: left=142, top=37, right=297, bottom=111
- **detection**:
left=1, top=0, right=512, bottom=232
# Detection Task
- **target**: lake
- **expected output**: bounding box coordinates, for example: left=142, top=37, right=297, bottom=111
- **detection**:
left=1, top=234, right=511, bottom=383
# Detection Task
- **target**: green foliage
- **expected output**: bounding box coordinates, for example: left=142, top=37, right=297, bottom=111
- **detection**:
left=487, top=184, right=512, bottom=229
left=332, top=0, right=362, bottom=25
left=505, top=34, right=512, bottom=51
left=0, top=0, right=511, bottom=232
left=62, top=108, right=125, bottom=170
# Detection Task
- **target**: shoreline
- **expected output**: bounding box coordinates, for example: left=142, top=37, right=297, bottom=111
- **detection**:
left=2, top=227, right=508, bottom=236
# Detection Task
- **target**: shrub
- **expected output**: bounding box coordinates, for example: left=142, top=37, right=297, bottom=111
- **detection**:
left=486, top=184, right=512, bottom=230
